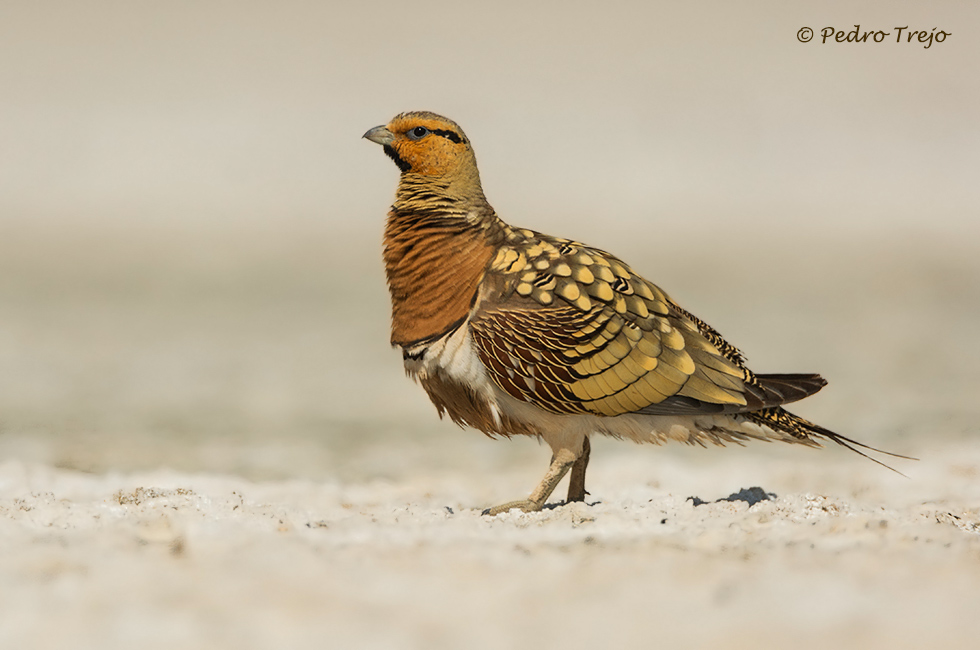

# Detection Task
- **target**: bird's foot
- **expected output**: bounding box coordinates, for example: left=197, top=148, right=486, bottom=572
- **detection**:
left=482, top=445, right=582, bottom=516
left=482, top=499, right=543, bottom=516
left=565, top=490, right=590, bottom=504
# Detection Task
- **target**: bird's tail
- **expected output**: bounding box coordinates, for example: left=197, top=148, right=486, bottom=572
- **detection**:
left=745, top=407, right=916, bottom=475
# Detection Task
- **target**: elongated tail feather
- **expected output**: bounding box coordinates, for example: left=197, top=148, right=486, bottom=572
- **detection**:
left=745, top=407, right=916, bottom=475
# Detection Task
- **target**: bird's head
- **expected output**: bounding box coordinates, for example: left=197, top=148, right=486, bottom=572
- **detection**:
left=363, top=111, right=477, bottom=180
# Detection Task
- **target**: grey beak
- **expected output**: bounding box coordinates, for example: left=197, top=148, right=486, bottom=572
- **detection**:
left=362, top=125, right=394, bottom=145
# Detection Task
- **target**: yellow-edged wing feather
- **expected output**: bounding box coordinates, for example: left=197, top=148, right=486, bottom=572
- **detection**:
left=471, top=231, right=754, bottom=417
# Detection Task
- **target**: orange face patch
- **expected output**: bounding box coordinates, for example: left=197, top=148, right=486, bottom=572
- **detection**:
left=385, top=112, right=471, bottom=176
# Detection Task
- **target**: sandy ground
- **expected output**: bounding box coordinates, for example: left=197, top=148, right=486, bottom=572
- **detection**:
left=2, top=442, right=979, bottom=650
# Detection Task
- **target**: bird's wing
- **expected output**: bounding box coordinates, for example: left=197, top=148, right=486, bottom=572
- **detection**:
left=470, top=230, right=820, bottom=417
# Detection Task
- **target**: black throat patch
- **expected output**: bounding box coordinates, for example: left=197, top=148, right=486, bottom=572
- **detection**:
left=383, top=145, right=411, bottom=172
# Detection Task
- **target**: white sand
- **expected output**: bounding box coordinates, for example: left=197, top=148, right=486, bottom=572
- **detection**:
left=2, top=438, right=978, bottom=650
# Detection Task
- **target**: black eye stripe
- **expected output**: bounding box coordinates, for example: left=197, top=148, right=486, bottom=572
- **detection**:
left=404, top=126, right=465, bottom=144
left=429, top=129, right=464, bottom=144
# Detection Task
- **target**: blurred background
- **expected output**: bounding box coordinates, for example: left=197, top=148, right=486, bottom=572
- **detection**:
left=0, top=0, right=978, bottom=483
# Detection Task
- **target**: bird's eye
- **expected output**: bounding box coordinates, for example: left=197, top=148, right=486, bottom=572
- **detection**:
left=406, top=126, right=429, bottom=141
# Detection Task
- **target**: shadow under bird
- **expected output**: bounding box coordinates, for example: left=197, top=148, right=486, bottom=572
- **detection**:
left=363, top=111, right=909, bottom=516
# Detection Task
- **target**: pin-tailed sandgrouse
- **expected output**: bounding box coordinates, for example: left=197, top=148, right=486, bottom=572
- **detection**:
left=363, top=111, right=904, bottom=516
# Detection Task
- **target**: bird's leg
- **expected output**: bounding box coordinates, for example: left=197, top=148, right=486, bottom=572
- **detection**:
left=482, top=448, right=577, bottom=516
left=566, top=436, right=591, bottom=503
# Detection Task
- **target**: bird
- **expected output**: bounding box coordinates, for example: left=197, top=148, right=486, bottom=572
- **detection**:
left=363, top=110, right=907, bottom=516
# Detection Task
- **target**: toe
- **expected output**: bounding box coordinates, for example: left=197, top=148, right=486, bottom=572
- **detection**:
left=482, top=499, right=542, bottom=516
